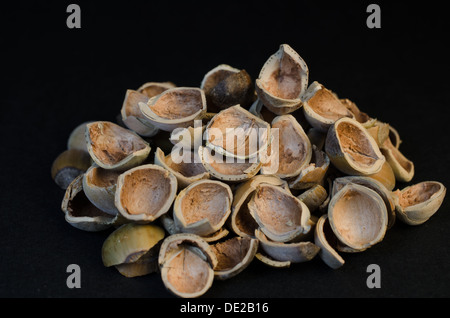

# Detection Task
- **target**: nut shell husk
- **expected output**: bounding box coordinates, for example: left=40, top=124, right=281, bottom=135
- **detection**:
left=198, top=146, right=261, bottom=182
left=85, top=121, right=151, bottom=171
left=255, top=44, right=309, bottom=115
left=205, top=104, right=271, bottom=160
left=288, top=145, right=329, bottom=189
left=51, top=149, right=92, bottom=189
left=115, top=164, right=178, bottom=223
left=158, top=233, right=217, bottom=298
left=155, top=147, right=210, bottom=190
left=173, top=179, right=233, bottom=236
left=297, top=184, right=328, bottom=213
left=211, top=236, right=259, bottom=280
left=393, top=181, right=446, bottom=225
left=120, top=89, right=159, bottom=137
left=314, top=214, right=345, bottom=269
left=302, top=82, right=354, bottom=132
left=328, top=183, right=388, bottom=251
left=230, top=175, right=290, bottom=238
left=101, top=223, right=165, bottom=269
left=325, top=117, right=385, bottom=176
left=261, top=114, right=312, bottom=178
left=61, top=175, right=115, bottom=231
left=82, top=165, right=121, bottom=215
left=139, top=87, right=207, bottom=132
left=248, top=183, right=311, bottom=242
left=366, top=160, right=396, bottom=191
left=380, top=137, right=414, bottom=183
left=255, top=229, right=319, bottom=263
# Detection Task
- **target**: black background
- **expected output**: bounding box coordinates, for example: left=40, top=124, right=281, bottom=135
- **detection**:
left=1, top=0, right=449, bottom=302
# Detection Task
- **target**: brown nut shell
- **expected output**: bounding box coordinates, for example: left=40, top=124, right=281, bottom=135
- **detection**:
left=255, top=44, right=309, bottom=115
left=261, top=114, right=312, bottom=178
left=325, top=117, right=385, bottom=176
left=51, top=149, right=92, bottom=189
left=393, top=181, right=446, bottom=225
left=380, top=137, right=414, bottom=183
left=173, top=179, right=233, bottom=236
left=115, top=164, right=177, bottom=223
left=302, top=82, right=354, bottom=132
left=139, top=87, right=207, bottom=132
left=205, top=104, right=271, bottom=160
left=61, top=175, right=115, bottom=231
left=248, top=183, right=311, bottom=242
left=211, top=236, right=259, bottom=280
left=328, top=183, right=388, bottom=251
left=314, top=214, right=345, bottom=269
left=85, top=121, right=151, bottom=171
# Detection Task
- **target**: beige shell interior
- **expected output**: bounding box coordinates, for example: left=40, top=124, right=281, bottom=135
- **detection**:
left=211, top=237, right=253, bottom=271
left=272, top=116, right=310, bottom=175
left=88, top=122, right=148, bottom=166
left=260, top=49, right=304, bottom=99
left=307, top=87, right=353, bottom=121
left=382, top=138, right=413, bottom=173
left=165, top=150, right=207, bottom=178
left=336, top=121, right=379, bottom=167
left=207, top=106, right=269, bottom=157
left=202, top=149, right=258, bottom=176
left=251, top=186, right=303, bottom=235
left=331, top=187, right=385, bottom=247
left=150, top=89, right=203, bottom=120
left=68, top=185, right=113, bottom=218
left=86, top=166, right=121, bottom=188
left=124, top=90, right=149, bottom=118
left=165, top=248, right=212, bottom=295
left=180, top=182, right=230, bottom=226
left=120, top=168, right=173, bottom=216
left=397, top=182, right=442, bottom=208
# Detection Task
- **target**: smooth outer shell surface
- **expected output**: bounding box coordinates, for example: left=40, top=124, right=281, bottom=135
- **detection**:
left=393, top=181, right=446, bottom=225
left=255, top=44, right=309, bottom=115
left=288, top=145, right=330, bottom=189
left=115, top=164, right=178, bottom=223
left=302, top=82, right=354, bottom=133
left=205, top=104, right=271, bottom=160
left=211, top=236, right=259, bottom=280
left=139, top=87, right=207, bottom=132
left=261, top=115, right=312, bottom=178
left=158, top=233, right=217, bottom=298
left=85, top=121, right=151, bottom=171
left=380, top=137, right=414, bottom=183
left=67, top=121, right=93, bottom=152
left=173, top=180, right=233, bottom=236
left=201, top=64, right=240, bottom=94
left=120, top=89, right=159, bottom=137
left=154, top=147, right=210, bottom=190
left=230, top=175, right=290, bottom=238
left=297, top=184, right=328, bottom=213
left=61, top=175, right=115, bottom=231
left=366, top=160, right=396, bottom=191
left=82, top=165, right=121, bottom=215
left=248, top=183, right=311, bottom=242
left=340, top=98, right=370, bottom=124
left=325, top=117, right=385, bottom=176
left=328, top=183, right=388, bottom=251
left=332, top=176, right=396, bottom=229
left=255, top=229, right=319, bottom=263
left=51, top=148, right=92, bottom=189
left=314, top=214, right=345, bottom=269
left=365, top=120, right=390, bottom=148
left=101, top=223, right=165, bottom=267
left=198, top=146, right=261, bottom=182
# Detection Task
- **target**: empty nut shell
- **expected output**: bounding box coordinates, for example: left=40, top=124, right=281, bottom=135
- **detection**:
left=85, top=121, right=151, bottom=171
left=51, top=149, right=92, bottom=189
left=380, top=137, right=414, bottom=183
left=158, top=233, right=217, bottom=298
left=139, top=87, right=207, bottom=132
left=261, top=114, right=312, bottom=178
left=328, top=183, right=388, bottom=251
left=173, top=179, right=233, bottom=237
left=302, top=82, right=354, bottom=132
left=211, top=236, right=259, bottom=280
left=393, top=181, right=446, bottom=225
left=115, top=164, right=178, bottom=223
left=314, top=214, right=345, bottom=269
left=205, top=104, right=271, bottom=160
left=61, top=175, right=115, bottom=231
left=325, top=117, right=385, bottom=176
left=248, top=183, right=311, bottom=242
left=255, top=44, right=309, bottom=115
